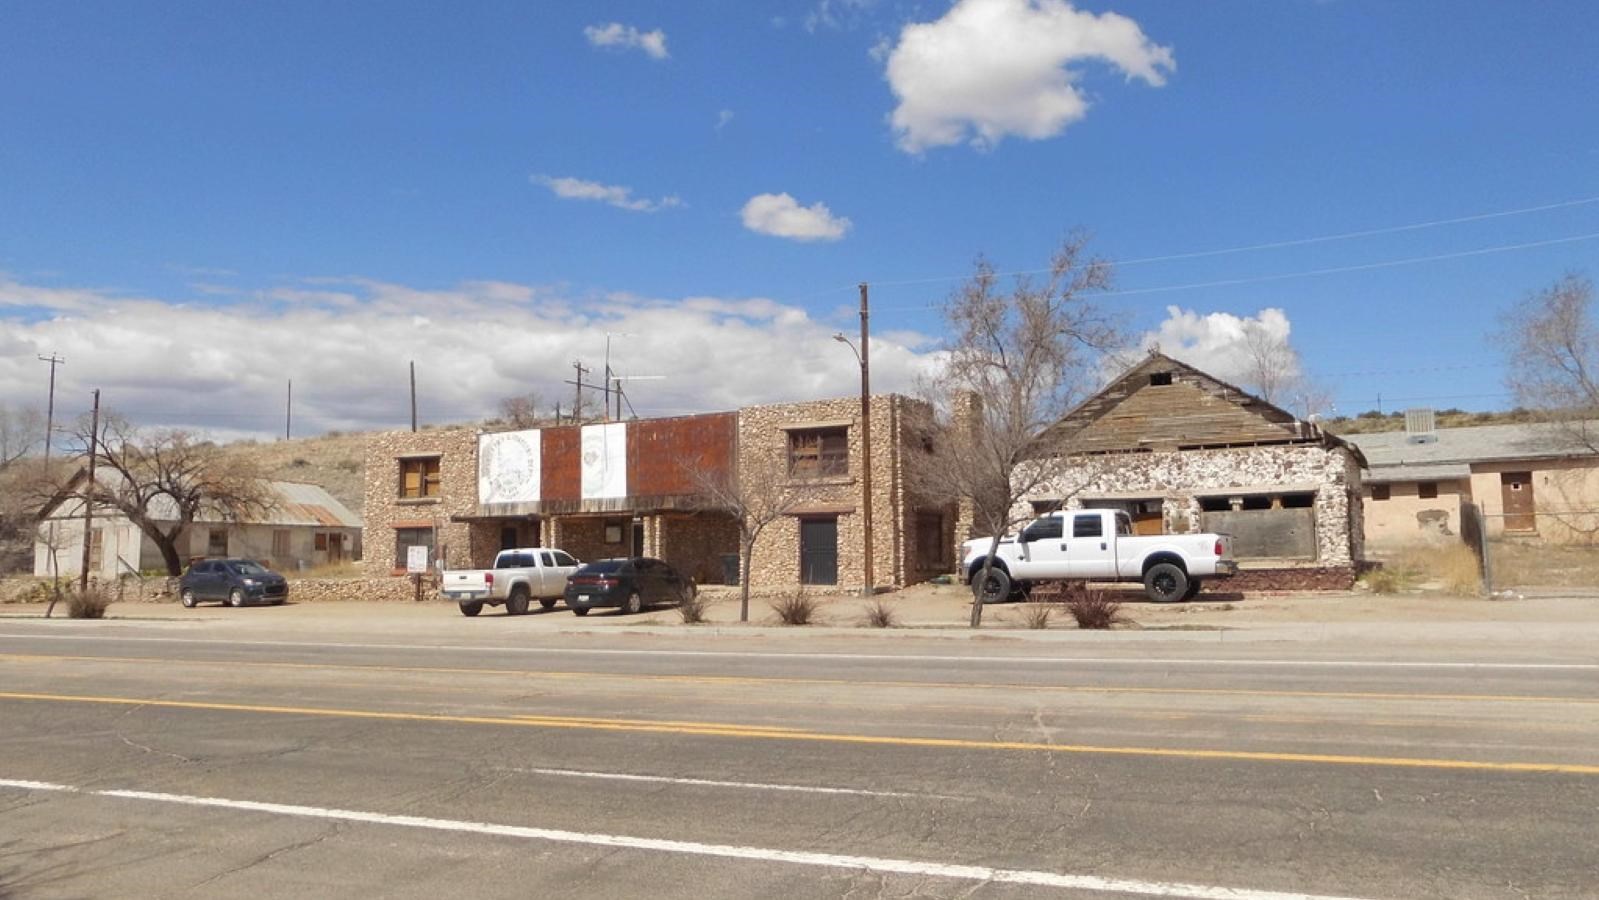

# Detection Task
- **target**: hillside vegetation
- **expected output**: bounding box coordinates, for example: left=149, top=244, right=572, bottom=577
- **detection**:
left=1322, top=408, right=1541, bottom=435
left=219, top=431, right=369, bottom=516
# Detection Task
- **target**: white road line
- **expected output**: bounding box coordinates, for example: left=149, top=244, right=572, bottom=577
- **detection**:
left=0, top=778, right=1373, bottom=900
left=514, top=766, right=968, bottom=800
left=0, top=631, right=1593, bottom=670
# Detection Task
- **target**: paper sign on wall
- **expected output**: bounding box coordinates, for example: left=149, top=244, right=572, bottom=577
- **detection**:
left=580, top=422, right=627, bottom=500
left=406, top=545, right=429, bottom=574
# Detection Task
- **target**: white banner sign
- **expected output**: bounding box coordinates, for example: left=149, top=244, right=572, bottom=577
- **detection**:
left=580, top=422, right=628, bottom=500
left=406, top=544, right=429, bottom=574
left=478, top=429, right=542, bottom=504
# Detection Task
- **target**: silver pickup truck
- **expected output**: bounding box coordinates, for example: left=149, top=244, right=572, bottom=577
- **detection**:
left=962, top=508, right=1236, bottom=603
left=440, top=547, right=581, bottom=617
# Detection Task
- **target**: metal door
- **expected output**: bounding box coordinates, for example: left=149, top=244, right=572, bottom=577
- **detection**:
left=800, top=518, right=838, bottom=586
left=1500, top=472, right=1535, bottom=532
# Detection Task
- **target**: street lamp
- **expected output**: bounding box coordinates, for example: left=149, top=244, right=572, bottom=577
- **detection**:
left=834, top=283, right=873, bottom=596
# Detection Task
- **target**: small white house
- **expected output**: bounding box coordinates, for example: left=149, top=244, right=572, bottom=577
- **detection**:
left=35, top=478, right=362, bottom=579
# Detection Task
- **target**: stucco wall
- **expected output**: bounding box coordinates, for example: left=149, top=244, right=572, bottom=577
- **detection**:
left=1469, top=457, right=1599, bottom=542
left=1362, top=479, right=1468, bottom=548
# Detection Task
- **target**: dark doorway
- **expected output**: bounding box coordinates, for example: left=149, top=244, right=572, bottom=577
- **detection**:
left=500, top=527, right=518, bottom=550
left=1500, top=472, right=1535, bottom=532
left=631, top=519, right=645, bottom=557
left=800, top=518, right=838, bottom=586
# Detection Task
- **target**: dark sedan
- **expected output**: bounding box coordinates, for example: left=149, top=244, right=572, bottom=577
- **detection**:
left=179, top=558, right=289, bottom=607
left=563, top=557, right=696, bottom=616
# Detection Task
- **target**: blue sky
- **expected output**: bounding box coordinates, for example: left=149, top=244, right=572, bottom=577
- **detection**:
left=2, top=0, right=1597, bottom=435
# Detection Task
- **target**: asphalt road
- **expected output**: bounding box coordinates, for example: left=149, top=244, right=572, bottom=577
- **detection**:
left=0, top=615, right=1595, bottom=899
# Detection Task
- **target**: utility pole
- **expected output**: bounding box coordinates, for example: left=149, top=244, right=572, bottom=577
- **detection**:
left=858, top=282, right=874, bottom=597
left=571, top=360, right=590, bottom=423
left=409, top=362, right=418, bottom=432
left=79, top=389, right=100, bottom=594
left=285, top=379, right=293, bottom=441
left=38, top=353, right=64, bottom=464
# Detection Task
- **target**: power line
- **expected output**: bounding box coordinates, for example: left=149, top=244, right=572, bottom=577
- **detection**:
left=872, top=231, right=1599, bottom=311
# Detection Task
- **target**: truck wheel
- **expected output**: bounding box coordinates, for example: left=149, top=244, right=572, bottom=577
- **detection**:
left=1181, top=579, right=1202, bottom=602
left=459, top=601, right=483, bottom=617
left=506, top=587, right=530, bottom=616
left=623, top=590, right=643, bottom=615
left=972, top=569, right=1011, bottom=604
left=1143, top=563, right=1188, bottom=603
left=539, top=597, right=557, bottom=611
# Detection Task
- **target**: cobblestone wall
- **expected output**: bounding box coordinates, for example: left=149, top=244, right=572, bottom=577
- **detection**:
left=361, top=428, right=480, bottom=578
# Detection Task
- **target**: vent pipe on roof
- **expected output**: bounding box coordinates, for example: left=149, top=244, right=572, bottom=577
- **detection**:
left=1405, top=407, right=1437, bottom=445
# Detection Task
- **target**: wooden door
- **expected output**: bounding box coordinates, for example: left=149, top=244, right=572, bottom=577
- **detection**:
left=1500, top=472, right=1535, bottom=532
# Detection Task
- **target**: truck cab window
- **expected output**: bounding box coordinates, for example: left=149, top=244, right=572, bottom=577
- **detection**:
left=1115, top=513, right=1134, bottom=536
left=1024, top=517, right=1062, bottom=541
left=1073, top=515, right=1103, bottom=538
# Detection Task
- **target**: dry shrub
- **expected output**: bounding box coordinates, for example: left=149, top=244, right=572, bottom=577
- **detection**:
left=1063, top=587, right=1122, bottom=630
left=678, top=587, right=709, bottom=624
left=1020, top=603, right=1052, bottom=630
left=1363, top=566, right=1410, bottom=594
left=1366, top=543, right=1483, bottom=595
left=66, top=585, right=113, bottom=619
left=771, top=588, right=818, bottom=626
left=862, top=600, right=897, bottom=628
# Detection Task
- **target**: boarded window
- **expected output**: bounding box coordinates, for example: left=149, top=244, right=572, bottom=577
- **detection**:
left=314, top=533, right=328, bottom=551
left=272, top=530, right=291, bottom=557
left=208, top=528, right=229, bottom=556
left=787, top=427, right=849, bottom=479
left=1419, top=482, right=1438, bottom=500
left=399, top=457, right=442, bottom=498
left=394, top=527, right=434, bottom=568
left=1371, top=484, right=1390, bottom=501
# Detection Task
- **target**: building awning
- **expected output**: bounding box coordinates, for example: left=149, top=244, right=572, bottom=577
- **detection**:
left=786, top=503, right=855, bottom=516
left=1363, top=464, right=1471, bottom=484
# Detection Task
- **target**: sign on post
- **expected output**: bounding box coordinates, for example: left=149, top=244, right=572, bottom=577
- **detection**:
left=406, top=545, right=429, bottom=574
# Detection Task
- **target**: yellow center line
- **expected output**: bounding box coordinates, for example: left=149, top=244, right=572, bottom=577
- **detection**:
left=2, top=689, right=1597, bottom=777
left=2, top=653, right=1592, bottom=707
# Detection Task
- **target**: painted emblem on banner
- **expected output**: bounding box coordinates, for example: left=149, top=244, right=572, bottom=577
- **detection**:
left=580, top=422, right=627, bottom=499
left=478, top=430, right=541, bottom=504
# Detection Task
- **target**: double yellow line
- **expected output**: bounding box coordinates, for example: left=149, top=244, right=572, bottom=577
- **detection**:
left=4, top=689, right=1598, bottom=776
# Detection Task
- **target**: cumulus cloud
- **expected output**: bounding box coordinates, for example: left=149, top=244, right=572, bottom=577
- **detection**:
left=1139, top=306, right=1301, bottom=384
left=740, top=193, right=852, bottom=242
left=531, top=175, right=682, bottom=213
left=583, top=22, right=669, bottom=60
left=882, top=0, right=1174, bottom=152
left=0, top=275, right=938, bottom=439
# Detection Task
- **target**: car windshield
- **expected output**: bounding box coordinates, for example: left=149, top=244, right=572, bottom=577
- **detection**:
left=575, top=561, right=626, bottom=575
left=228, top=561, right=270, bottom=576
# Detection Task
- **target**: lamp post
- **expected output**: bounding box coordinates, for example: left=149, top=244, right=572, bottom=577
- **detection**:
left=834, top=283, right=873, bottom=596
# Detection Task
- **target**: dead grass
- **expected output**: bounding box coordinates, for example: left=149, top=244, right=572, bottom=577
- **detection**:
left=1063, top=587, right=1124, bottom=629
left=1489, top=541, right=1599, bottom=589
left=1020, top=603, right=1053, bottom=629
left=677, top=587, right=710, bottom=624
left=771, top=589, right=819, bottom=626
left=1366, top=543, right=1482, bottom=596
left=66, top=585, right=112, bottom=619
left=219, top=431, right=368, bottom=517
left=862, top=600, right=897, bottom=628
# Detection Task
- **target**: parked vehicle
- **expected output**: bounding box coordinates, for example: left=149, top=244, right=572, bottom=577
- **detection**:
left=563, top=557, right=696, bottom=616
left=441, top=548, right=581, bottom=617
left=179, top=558, right=289, bottom=608
left=962, top=508, right=1236, bottom=603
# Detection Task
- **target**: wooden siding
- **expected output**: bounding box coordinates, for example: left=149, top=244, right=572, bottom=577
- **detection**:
left=1068, top=379, right=1303, bottom=453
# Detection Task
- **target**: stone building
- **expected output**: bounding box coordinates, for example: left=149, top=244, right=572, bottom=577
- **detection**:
left=1019, top=353, right=1366, bottom=572
left=362, top=394, right=954, bottom=592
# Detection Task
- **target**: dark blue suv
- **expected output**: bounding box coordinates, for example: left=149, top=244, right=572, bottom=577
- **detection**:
left=179, top=558, right=289, bottom=608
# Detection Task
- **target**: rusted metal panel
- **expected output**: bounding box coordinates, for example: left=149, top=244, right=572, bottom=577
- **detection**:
left=627, top=413, right=736, bottom=497
left=540, top=425, right=581, bottom=502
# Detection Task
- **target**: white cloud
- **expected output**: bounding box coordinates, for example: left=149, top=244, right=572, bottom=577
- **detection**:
left=531, top=175, right=682, bottom=213
left=1139, top=306, right=1300, bottom=383
left=583, top=22, right=669, bottom=60
left=882, top=0, right=1174, bottom=152
left=0, top=276, right=939, bottom=439
left=715, top=109, right=735, bottom=132
left=740, top=193, right=852, bottom=242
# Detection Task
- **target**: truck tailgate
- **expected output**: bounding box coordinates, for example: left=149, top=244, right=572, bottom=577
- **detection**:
left=441, top=571, right=491, bottom=598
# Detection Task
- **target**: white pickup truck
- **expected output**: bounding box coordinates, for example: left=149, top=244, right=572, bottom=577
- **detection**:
left=962, top=508, right=1237, bottom=603
left=440, top=548, right=581, bottom=617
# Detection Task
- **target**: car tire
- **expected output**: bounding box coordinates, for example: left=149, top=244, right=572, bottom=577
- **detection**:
left=1143, top=563, right=1188, bottom=604
left=972, top=568, right=1011, bottom=604
left=1181, top=578, right=1203, bottom=602
left=459, top=601, right=483, bottom=617
left=572, top=607, right=590, bottom=617
left=506, top=587, right=530, bottom=616
left=180, top=589, right=197, bottom=609
left=623, top=591, right=642, bottom=615
left=228, top=588, right=246, bottom=608
left=539, top=597, right=557, bottom=611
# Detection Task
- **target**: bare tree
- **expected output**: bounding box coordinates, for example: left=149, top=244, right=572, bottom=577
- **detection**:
left=688, top=460, right=810, bottom=624
left=0, top=404, right=44, bottom=473
left=915, top=234, right=1123, bottom=626
left=51, top=414, right=272, bottom=576
left=1238, top=319, right=1332, bottom=419
left=1502, top=274, right=1599, bottom=447
left=497, top=392, right=548, bottom=429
